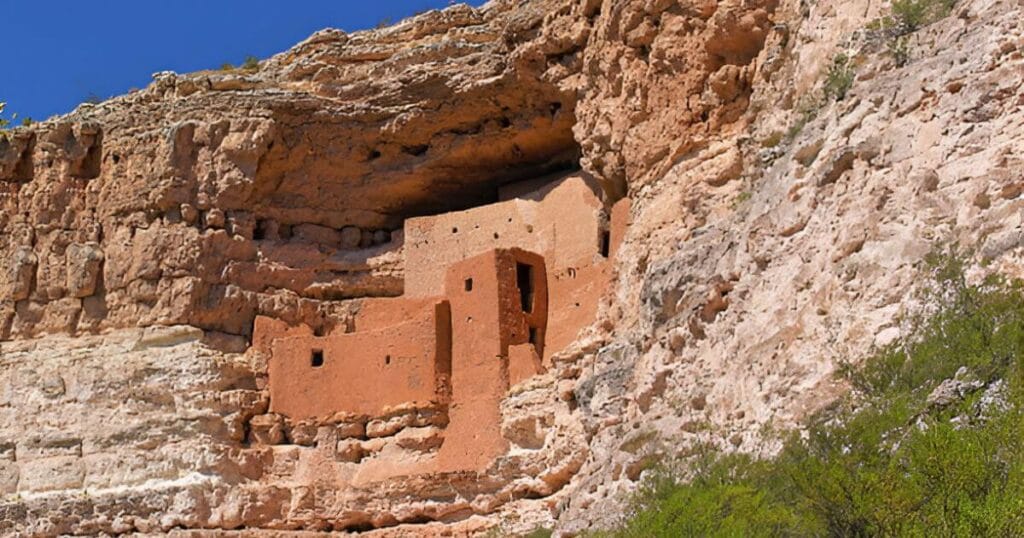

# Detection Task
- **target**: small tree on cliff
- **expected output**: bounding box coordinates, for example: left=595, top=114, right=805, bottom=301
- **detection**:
left=0, top=102, right=9, bottom=141
left=0, top=103, right=30, bottom=139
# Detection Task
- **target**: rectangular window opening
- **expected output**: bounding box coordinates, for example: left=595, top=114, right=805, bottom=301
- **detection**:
left=464, top=278, right=473, bottom=292
left=600, top=229, right=611, bottom=258
left=528, top=327, right=538, bottom=345
left=517, top=262, right=534, bottom=313
left=311, top=349, right=324, bottom=368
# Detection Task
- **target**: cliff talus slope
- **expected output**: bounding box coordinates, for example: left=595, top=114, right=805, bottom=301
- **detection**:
left=1, top=0, right=1023, bottom=534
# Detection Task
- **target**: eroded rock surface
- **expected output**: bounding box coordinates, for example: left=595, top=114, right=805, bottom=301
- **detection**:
left=2, top=0, right=1023, bottom=534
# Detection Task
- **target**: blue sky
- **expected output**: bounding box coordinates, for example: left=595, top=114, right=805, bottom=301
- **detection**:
left=1, top=0, right=487, bottom=123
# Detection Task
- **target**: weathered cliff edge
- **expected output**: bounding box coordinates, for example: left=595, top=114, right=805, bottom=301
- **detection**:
left=1, top=0, right=1023, bottom=534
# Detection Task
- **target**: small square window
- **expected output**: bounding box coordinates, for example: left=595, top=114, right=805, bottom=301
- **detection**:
left=311, top=349, right=324, bottom=368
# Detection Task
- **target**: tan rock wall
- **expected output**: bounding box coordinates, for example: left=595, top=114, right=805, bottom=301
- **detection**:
left=0, top=0, right=582, bottom=343
left=2, top=0, right=1022, bottom=535
left=555, top=0, right=1024, bottom=532
left=573, top=0, right=780, bottom=199
left=0, top=327, right=265, bottom=534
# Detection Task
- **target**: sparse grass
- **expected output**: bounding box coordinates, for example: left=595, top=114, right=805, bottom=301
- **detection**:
left=482, top=525, right=553, bottom=538
left=732, top=191, right=753, bottom=209
left=784, top=0, right=949, bottom=143
left=598, top=252, right=1024, bottom=537
left=760, top=131, right=785, bottom=149
left=220, top=55, right=261, bottom=73
left=785, top=95, right=822, bottom=142
left=241, top=55, right=261, bottom=72
left=620, top=430, right=660, bottom=454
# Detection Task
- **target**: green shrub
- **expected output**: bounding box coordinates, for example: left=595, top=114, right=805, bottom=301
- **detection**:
left=823, top=53, right=856, bottom=101
left=220, top=56, right=260, bottom=72
left=731, top=191, right=753, bottom=211
left=606, top=453, right=814, bottom=538
left=889, top=35, right=912, bottom=66
left=864, top=0, right=955, bottom=68
left=732, top=191, right=753, bottom=209
left=786, top=52, right=856, bottom=141
left=0, top=102, right=18, bottom=140
left=241, top=55, right=260, bottom=72
left=601, top=253, right=1024, bottom=536
left=785, top=95, right=821, bottom=141
left=892, top=0, right=957, bottom=32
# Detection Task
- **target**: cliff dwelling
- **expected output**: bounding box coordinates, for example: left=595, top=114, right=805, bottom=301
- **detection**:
left=0, top=4, right=643, bottom=524
left=252, top=173, right=631, bottom=476
left=5, top=0, right=1023, bottom=533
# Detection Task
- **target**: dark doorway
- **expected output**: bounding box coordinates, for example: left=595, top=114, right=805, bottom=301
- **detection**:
left=517, top=262, right=534, bottom=313
left=311, top=349, right=325, bottom=368
left=600, top=230, right=611, bottom=258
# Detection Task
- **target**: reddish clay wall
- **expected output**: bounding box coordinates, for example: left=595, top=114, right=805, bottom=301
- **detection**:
left=545, top=264, right=610, bottom=363
left=508, top=343, right=543, bottom=387
left=435, top=248, right=547, bottom=472
left=354, top=297, right=439, bottom=332
left=542, top=195, right=632, bottom=362
left=257, top=169, right=632, bottom=474
left=609, top=196, right=632, bottom=258
left=497, top=249, right=549, bottom=357
left=532, top=174, right=605, bottom=270
left=267, top=301, right=451, bottom=420
left=252, top=316, right=314, bottom=357
left=403, top=173, right=603, bottom=298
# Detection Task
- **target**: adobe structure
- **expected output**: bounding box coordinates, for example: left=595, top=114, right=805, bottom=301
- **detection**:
left=254, top=173, right=630, bottom=475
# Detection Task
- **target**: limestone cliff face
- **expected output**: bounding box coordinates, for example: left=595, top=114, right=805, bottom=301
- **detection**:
left=1, top=0, right=1023, bottom=534
left=0, top=0, right=584, bottom=341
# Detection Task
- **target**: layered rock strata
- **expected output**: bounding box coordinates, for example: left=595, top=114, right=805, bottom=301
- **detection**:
left=2, top=0, right=1023, bottom=534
